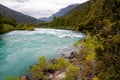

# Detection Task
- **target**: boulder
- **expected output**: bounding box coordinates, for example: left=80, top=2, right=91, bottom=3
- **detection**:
left=68, top=51, right=75, bottom=59
left=61, top=51, right=76, bottom=59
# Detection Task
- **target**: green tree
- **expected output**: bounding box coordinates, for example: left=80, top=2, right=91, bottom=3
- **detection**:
left=2, top=18, right=16, bottom=26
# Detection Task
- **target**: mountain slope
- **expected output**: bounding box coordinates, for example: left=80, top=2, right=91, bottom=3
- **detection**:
left=51, top=0, right=120, bottom=31
left=39, top=4, right=79, bottom=22
left=50, top=2, right=87, bottom=30
left=0, top=4, right=40, bottom=23
left=51, top=0, right=120, bottom=79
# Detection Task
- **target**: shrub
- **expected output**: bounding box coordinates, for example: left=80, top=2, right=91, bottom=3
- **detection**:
left=56, top=58, right=70, bottom=70
left=47, top=58, right=71, bottom=72
left=38, top=56, right=47, bottom=71
left=64, top=65, right=80, bottom=80
left=7, top=76, right=15, bottom=80
left=0, top=24, right=15, bottom=34
left=31, top=56, right=47, bottom=80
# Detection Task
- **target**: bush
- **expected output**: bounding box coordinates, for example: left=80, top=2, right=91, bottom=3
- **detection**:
left=7, top=76, right=15, bottom=80
left=47, top=58, right=71, bottom=72
left=56, top=58, right=71, bottom=70
left=6, top=76, right=20, bottom=80
left=31, top=56, right=47, bottom=72
left=0, top=24, right=15, bottom=34
left=38, top=56, right=47, bottom=70
left=64, top=65, right=80, bottom=80
left=31, top=56, right=47, bottom=80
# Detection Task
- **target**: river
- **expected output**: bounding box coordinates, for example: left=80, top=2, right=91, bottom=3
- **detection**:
left=0, top=28, right=84, bottom=79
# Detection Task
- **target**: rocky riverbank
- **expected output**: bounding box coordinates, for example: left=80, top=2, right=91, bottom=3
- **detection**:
left=19, top=44, right=82, bottom=80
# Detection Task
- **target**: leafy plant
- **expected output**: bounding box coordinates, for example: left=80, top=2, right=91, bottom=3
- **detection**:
left=64, top=65, right=80, bottom=80
left=47, top=58, right=70, bottom=72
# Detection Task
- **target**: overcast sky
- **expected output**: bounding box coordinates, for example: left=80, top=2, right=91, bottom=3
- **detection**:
left=0, top=0, right=88, bottom=18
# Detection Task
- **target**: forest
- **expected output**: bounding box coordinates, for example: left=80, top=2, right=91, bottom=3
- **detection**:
left=36, top=0, right=120, bottom=80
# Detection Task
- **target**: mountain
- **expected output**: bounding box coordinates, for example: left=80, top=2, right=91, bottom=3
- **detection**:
left=51, top=0, right=120, bottom=79
left=0, top=4, right=40, bottom=23
left=39, top=4, right=79, bottom=22
left=50, top=2, right=87, bottom=30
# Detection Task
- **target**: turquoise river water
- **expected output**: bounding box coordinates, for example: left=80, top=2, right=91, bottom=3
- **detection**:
left=0, top=28, right=84, bottom=79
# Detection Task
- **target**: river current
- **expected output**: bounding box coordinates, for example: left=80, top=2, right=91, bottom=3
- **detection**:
left=0, top=28, right=84, bottom=79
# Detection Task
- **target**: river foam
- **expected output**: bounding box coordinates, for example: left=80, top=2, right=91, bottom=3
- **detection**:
left=7, top=28, right=84, bottom=38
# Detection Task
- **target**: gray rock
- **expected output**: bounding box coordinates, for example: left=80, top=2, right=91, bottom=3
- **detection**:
left=61, top=48, right=77, bottom=59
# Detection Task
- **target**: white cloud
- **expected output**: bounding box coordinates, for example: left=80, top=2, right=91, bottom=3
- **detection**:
left=0, top=0, right=88, bottom=18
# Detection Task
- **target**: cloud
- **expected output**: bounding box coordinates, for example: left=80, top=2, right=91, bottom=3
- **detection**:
left=0, top=0, right=89, bottom=18
left=22, top=9, right=54, bottom=18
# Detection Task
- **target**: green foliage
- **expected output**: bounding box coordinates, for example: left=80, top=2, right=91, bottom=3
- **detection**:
left=31, top=56, right=47, bottom=72
left=73, top=36, right=98, bottom=79
left=16, top=23, right=35, bottom=30
left=36, top=22, right=51, bottom=28
left=31, top=56, right=47, bottom=80
left=0, top=12, right=37, bottom=34
left=31, top=64, right=42, bottom=72
left=15, top=77, right=20, bottom=80
left=56, top=58, right=70, bottom=70
left=78, top=36, right=98, bottom=63
left=38, top=56, right=47, bottom=70
left=0, top=24, right=15, bottom=34
left=73, top=39, right=81, bottom=47
left=31, top=65, right=47, bottom=80
left=2, top=18, right=16, bottom=26
left=47, top=63, right=58, bottom=72
left=33, top=70, right=44, bottom=79
left=47, top=58, right=70, bottom=72
left=64, top=65, right=80, bottom=80
left=3, top=0, right=119, bottom=79
left=7, top=76, right=15, bottom=80
left=31, top=57, right=72, bottom=80
left=0, top=12, right=3, bottom=24
left=96, top=34, right=120, bottom=80
left=0, top=13, right=16, bottom=34
left=6, top=76, right=20, bottom=80
left=50, top=0, right=120, bottom=79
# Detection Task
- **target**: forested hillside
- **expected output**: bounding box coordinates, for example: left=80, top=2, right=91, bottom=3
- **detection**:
left=51, top=0, right=120, bottom=31
left=0, top=4, right=40, bottom=23
left=50, top=0, right=120, bottom=79
left=0, top=13, right=35, bottom=34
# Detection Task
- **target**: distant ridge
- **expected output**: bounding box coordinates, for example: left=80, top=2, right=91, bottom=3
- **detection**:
left=0, top=4, right=40, bottom=23
left=39, top=4, right=79, bottom=22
